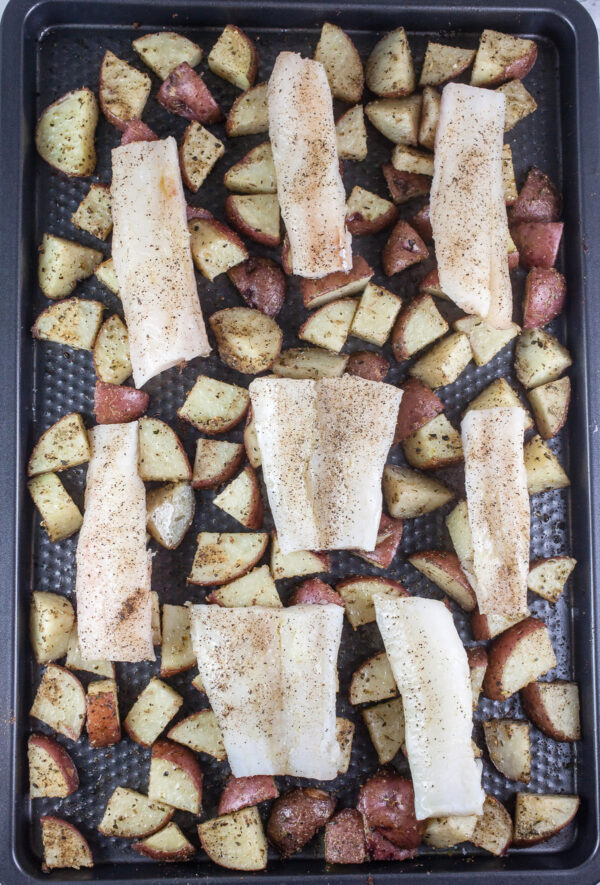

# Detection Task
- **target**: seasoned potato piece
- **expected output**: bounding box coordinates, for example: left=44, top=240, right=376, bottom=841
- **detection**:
left=226, top=83, right=269, bottom=137
left=210, top=307, right=283, bottom=374
left=99, top=50, right=151, bottom=129
left=464, top=377, right=533, bottom=430
left=193, top=438, right=245, bottom=490
left=178, top=375, right=249, bottom=433
left=38, top=233, right=103, bottom=300
left=350, top=282, right=402, bottom=347
left=190, top=532, right=269, bottom=586
left=408, top=331, right=472, bottom=388
left=95, top=257, right=120, bottom=294
left=30, top=664, right=86, bottom=740
left=28, top=413, right=90, bottom=477
left=212, top=466, right=264, bottom=530
left=272, top=347, right=348, bottom=379
left=391, top=144, right=434, bottom=176
left=336, top=105, right=368, bottom=161
left=383, top=464, right=454, bottom=519
left=71, top=184, right=112, bottom=240
left=366, top=28, right=415, bottom=97
left=471, top=30, right=537, bottom=87
left=345, top=186, right=397, bottom=236
left=33, top=297, right=103, bottom=351
left=513, top=793, right=579, bottom=847
left=418, top=85, right=440, bottom=150
left=225, top=194, right=281, bottom=247
left=402, top=413, right=463, bottom=470
left=524, top=435, right=570, bottom=494
left=28, top=473, right=83, bottom=542
left=160, top=604, right=196, bottom=677
left=208, top=25, right=258, bottom=91
left=315, top=23, right=364, bottom=103
left=350, top=652, right=397, bottom=705
left=515, top=328, right=572, bottom=389
left=502, top=143, right=518, bottom=204
left=419, top=42, right=475, bottom=87
left=138, top=417, right=191, bottom=482
left=147, top=482, right=195, bottom=550
left=189, top=217, right=248, bottom=281
left=199, top=806, right=267, bottom=871
left=158, top=63, right=222, bottom=123
left=527, top=555, right=576, bottom=603
left=30, top=591, right=75, bottom=665
left=224, top=142, right=277, bottom=194
left=124, top=677, right=183, bottom=747
left=453, top=315, right=519, bottom=367
left=392, top=294, right=448, bottom=360
left=362, top=698, right=405, bottom=763
left=41, top=817, right=93, bottom=870
left=496, top=79, right=537, bottom=131
left=365, top=94, right=421, bottom=144
left=35, top=88, right=98, bottom=177
left=209, top=565, right=280, bottom=608
left=483, top=719, right=531, bottom=782
left=93, top=314, right=131, bottom=385
left=179, top=122, right=225, bottom=192
left=299, top=298, right=357, bottom=353
left=527, top=376, right=570, bottom=439
left=99, top=787, right=173, bottom=838
left=133, top=31, right=202, bottom=80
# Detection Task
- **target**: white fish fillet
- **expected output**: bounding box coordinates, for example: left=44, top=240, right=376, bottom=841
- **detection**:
left=268, top=52, right=352, bottom=278
left=111, top=137, right=210, bottom=388
left=249, top=376, right=402, bottom=553
left=189, top=604, right=343, bottom=779
left=461, top=407, right=530, bottom=620
left=76, top=423, right=154, bottom=662
left=431, top=83, right=513, bottom=329
left=375, top=596, right=484, bottom=819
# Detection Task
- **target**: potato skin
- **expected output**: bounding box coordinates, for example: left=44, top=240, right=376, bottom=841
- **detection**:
left=383, top=221, right=428, bottom=276
left=394, top=377, right=444, bottom=443
left=121, top=120, right=158, bottom=145
left=158, top=62, right=222, bottom=123
left=508, top=167, right=562, bottom=225
left=483, top=617, right=548, bottom=701
left=288, top=578, right=344, bottom=607
left=267, top=787, right=336, bottom=857
left=511, top=222, right=563, bottom=269
left=346, top=351, right=390, bottom=382
left=227, top=257, right=286, bottom=317
left=325, top=809, right=367, bottom=864
left=94, top=382, right=149, bottom=424
left=357, top=770, right=424, bottom=850
left=411, top=203, right=432, bottom=242
left=520, top=680, right=580, bottom=741
left=346, top=204, right=398, bottom=236
left=382, top=163, right=430, bottom=204
left=218, top=775, right=278, bottom=815
left=523, top=267, right=566, bottom=329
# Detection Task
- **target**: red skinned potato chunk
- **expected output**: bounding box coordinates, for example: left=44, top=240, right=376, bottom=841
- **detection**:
left=508, top=167, right=562, bottom=225
left=357, top=770, right=424, bottom=850
left=394, top=378, right=444, bottom=443
left=325, top=809, right=367, bottom=864
left=158, top=63, right=222, bottom=124
left=41, top=816, right=93, bottom=871
left=523, top=267, right=566, bottom=329
left=267, top=788, right=336, bottom=857
left=218, top=776, right=279, bottom=815
left=94, top=382, right=149, bottom=424
left=353, top=513, right=403, bottom=569
left=346, top=351, right=390, bottom=382
left=227, top=257, right=286, bottom=317
left=121, top=120, right=158, bottom=145
left=483, top=617, right=557, bottom=701
left=288, top=578, right=344, bottom=607
left=511, top=222, right=563, bottom=269
left=383, top=163, right=430, bottom=204
left=383, top=221, right=428, bottom=276
left=366, top=826, right=417, bottom=860
left=411, top=203, right=432, bottom=242
left=28, top=733, right=79, bottom=798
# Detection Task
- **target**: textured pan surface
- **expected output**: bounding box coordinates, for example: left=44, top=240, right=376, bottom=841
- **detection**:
left=20, top=16, right=579, bottom=878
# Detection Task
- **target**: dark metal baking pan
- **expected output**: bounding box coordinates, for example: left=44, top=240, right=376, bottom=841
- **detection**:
left=1, top=0, right=599, bottom=881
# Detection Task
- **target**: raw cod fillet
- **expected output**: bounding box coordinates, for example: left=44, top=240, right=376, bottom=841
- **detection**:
left=430, top=83, right=513, bottom=329
left=111, top=137, right=210, bottom=388
left=76, top=423, right=154, bottom=662
left=461, top=407, right=530, bottom=620
left=268, top=52, right=352, bottom=278
left=375, top=595, right=484, bottom=819
left=249, top=376, right=402, bottom=553
left=189, top=604, right=343, bottom=779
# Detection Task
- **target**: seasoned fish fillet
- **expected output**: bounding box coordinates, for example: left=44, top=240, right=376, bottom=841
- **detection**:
left=189, top=604, right=343, bottom=779
left=430, top=83, right=513, bottom=329
left=111, top=137, right=210, bottom=388
left=268, top=52, right=352, bottom=278
left=375, top=596, right=484, bottom=819
left=249, top=376, right=402, bottom=553
left=76, top=423, right=154, bottom=662
left=462, top=407, right=530, bottom=620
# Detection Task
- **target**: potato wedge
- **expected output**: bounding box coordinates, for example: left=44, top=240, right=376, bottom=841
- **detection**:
left=209, top=565, right=281, bottom=608
left=66, top=622, right=114, bottom=679
left=208, top=25, right=258, bottom=91
left=124, top=677, right=183, bottom=747
left=523, top=267, right=566, bottom=329
left=287, top=577, right=343, bottom=607
left=467, top=646, right=488, bottom=710
left=496, top=78, right=537, bottom=131
left=138, top=417, right=191, bottom=481
left=392, top=293, right=448, bottom=360
left=484, top=718, right=531, bottom=782
left=419, top=267, right=445, bottom=297
left=471, top=606, right=524, bottom=642
left=133, top=31, right=202, bottom=80
left=325, top=809, right=368, bottom=865
left=200, top=806, right=267, bottom=871
left=345, top=186, right=398, bottom=236
left=299, top=298, right=357, bottom=353
left=383, top=220, right=428, bottom=276
left=244, top=406, right=261, bottom=468
left=411, top=204, right=432, bottom=243
left=149, top=739, right=203, bottom=814
left=30, top=663, right=86, bottom=740
left=483, top=617, right=557, bottom=701
left=527, top=555, right=576, bottom=603
left=350, top=652, right=398, bottom=705
left=513, top=793, right=579, bottom=847
left=402, top=413, right=463, bottom=469
left=94, top=381, right=148, bottom=424
left=362, top=697, right=405, bottom=764
left=28, top=413, right=90, bottom=478
left=408, top=550, right=476, bottom=611
left=365, top=94, right=421, bottom=144
left=86, top=679, right=121, bottom=748
left=38, top=233, right=103, bottom=300
left=315, top=23, right=363, bottom=103
left=524, top=434, right=570, bottom=494
left=178, top=375, right=249, bottom=434
left=228, top=256, right=286, bottom=317
left=189, top=216, right=248, bottom=281
left=419, top=42, right=475, bottom=87
left=337, top=576, right=407, bottom=628
left=179, top=122, right=225, bottom=192
left=94, top=257, right=120, bottom=294
left=99, top=50, right=151, bottom=129
left=346, top=351, right=390, bottom=381
left=189, top=532, right=269, bottom=585
left=267, top=788, right=335, bottom=858
left=158, top=62, right=222, bottom=123
left=391, top=144, right=434, bottom=176
left=225, top=194, right=280, bottom=246
left=464, top=377, right=533, bottom=429
left=336, top=718, right=354, bottom=774
left=301, top=255, right=373, bottom=309
left=502, top=143, right=518, bottom=204
left=28, top=733, right=79, bottom=798
left=272, top=347, right=348, bottom=379
left=418, top=86, right=441, bottom=150
left=383, top=163, right=431, bottom=204
left=270, top=534, right=330, bottom=580
left=424, top=815, right=478, bottom=849
left=336, top=105, right=368, bottom=160
left=133, top=822, right=195, bottom=862
left=30, top=591, right=74, bottom=664
left=226, top=82, right=268, bottom=137
left=515, top=328, right=572, bottom=389
left=353, top=512, right=404, bottom=570
left=383, top=463, right=453, bottom=518
left=512, top=221, right=563, bottom=269
left=41, top=817, right=93, bottom=871
left=192, top=438, right=245, bottom=490
left=470, top=796, right=512, bottom=856
left=36, top=87, right=98, bottom=177
left=509, top=166, right=562, bottom=225
left=210, top=307, right=282, bottom=374
left=471, top=30, right=537, bottom=87
left=521, top=680, right=580, bottom=742
left=121, top=119, right=158, bottom=145
left=160, top=604, right=195, bottom=677
left=212, top=465, right=264, bottom=529
left=33, top=297, right=103, bottom=351
left=366, top=28, right=415, bottom=97
left=527, top=376, right=570, bottom=439
left=453, top=315, right=519, bottom=367
left=147, top=482, right=194, bottom=549
left=168, top=709, right=227, bottom=760
left=357, top=770, right=424, bottom=851
left=71, top=183, right=112, bottom=240
left=99, top=787, right=173, bottom=838
left=409, top=331, right=472, bottom=388
left=224, top=142, right=277, bottom=194
left=27, top=473, right=83, bottom=542
left=394, top=377, right=444, bottom=443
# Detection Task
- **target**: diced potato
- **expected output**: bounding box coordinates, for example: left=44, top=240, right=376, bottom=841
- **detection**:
left=133, top=31, right=202, bottom=80
left=28, top=473, right=83, bottom=542
left=527, top=556, right=576, bottom=603
left=30, top=591, right=75, bottom=665
left=345, top=186, right=397, bottom=236
left=383, top=464, right=454, bottom=519
left=515, top=329, right=572, bottom=389
left=168, top=709, right=227, bottom=760
left=147, top=482, right=195, bottom=550
left=99, top=50, right=151, bottom=129
left=315, top=23, right=364, bottom=103
left=337, top=576, right=406, bottom=628
left=192, top=438, right=244, bottom=490
left=365, top=95, right=421, bottom=144
left=93, top=314, right=131, bottom=385
left=362, top=698, right=405, bottom=764
left=418, top=86, right=440, bottom=150
left=35, top=88, right=98, bottom=177
left=299, top=298, right=358, bottom=353
left=365, top=28, right=415, bottom=97
left=226, top=83, right=268, bottom=137
left=464, top=377, right=533, bottom=430
left=471, top=30, right=537, bottom=87
left=28, top=413, right=90, bottom=477
left=161, top=605, right=196, bottom=677
left=198, top=806, right=267, bottom=872
left=270, top=534, right=330, bottom=580
left=178, top=375, right=249, bottom=434
left=513, top=793, right=579, bottom=847
left=336, top=105, right=368, bottom=161
left=224, top=142, right=277, bottom=194
left=189, top=217, right=248, bottom=281
left=38, top=233, right=103, bottom=300
left=179, top=122, right=225, bottom=192
left=392, top=144, right=434, bottom=176
left=189, top=532, right=269, bottom=586
left=527, top=376, right=570, bottom=439
left=41, top=817, right=93, bottom=870
left=124, top=677, right=183, bottom=747
left=349, top=652, right=397, bottom=705
left=272, top=347, right=348, bottom=379
left=408, top=331, right=472, bottom=388
left=71, top=183, right=112, bottom=241
left=138, top=417, right=191, bottom=482
left=94, top=257, right=120, bottom=294
left=424, top=815, right=478, bottom=849
left=496, top=79, right=537, bottom=131
left=524, top=435, right=569, bottom=495
left=99, top=787, right=172, bottom=838
left=30, top=664, right=86, bottom=740
left=402, top=413, right=463, bottom=469
left=453, top=315, right=519, bottom=366
left=209, top=565, right=281, bottom=607
left=336, top=718, right=355, bottom=774
left=65, top=622, right=114, bottom=678
left=210, top=307, right=283, bottom=373
left=208, top=25, right=258, bottom=91
left=419, top=42, right=475, bottom=87
left=392, top=293, right=448, bottom=360
left=151, top=592, right=161, bottom=646
left=483, top=719, right=531, bottom=783
left=350, top=282, right=402, bottom=347
left=212, top=465, right=264, bottom=530
left=33, top=298, right=104, bottom=351
left=502, top=143, right=518, bottom=204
